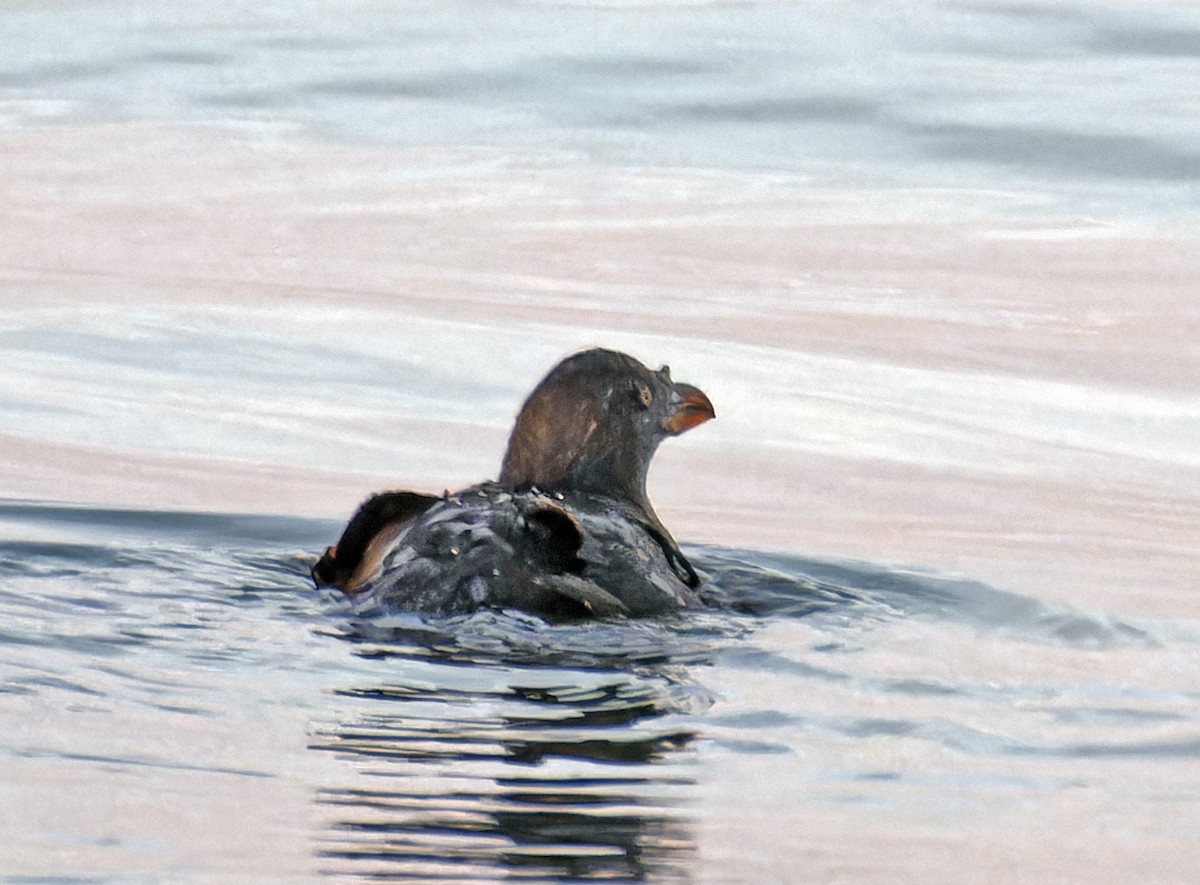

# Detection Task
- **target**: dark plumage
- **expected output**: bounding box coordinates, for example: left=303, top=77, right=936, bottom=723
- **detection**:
left=313, top=348, right=715, bottom=619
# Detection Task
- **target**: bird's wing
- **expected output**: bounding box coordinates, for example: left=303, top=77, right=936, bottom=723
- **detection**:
left=312, top=490, right=440, bottom=593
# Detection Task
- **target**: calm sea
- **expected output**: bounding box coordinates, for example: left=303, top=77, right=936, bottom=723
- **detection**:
left=2, top=1, right=1199, bottom=882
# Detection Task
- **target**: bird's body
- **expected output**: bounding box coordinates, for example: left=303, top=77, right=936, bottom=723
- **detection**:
left=342, top=482, right=705, bottom=618
left=313, top=349, right=714, bottom=619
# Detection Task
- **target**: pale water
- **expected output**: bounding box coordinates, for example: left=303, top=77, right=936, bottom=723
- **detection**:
left=2, top=1, right=1200, bottom=882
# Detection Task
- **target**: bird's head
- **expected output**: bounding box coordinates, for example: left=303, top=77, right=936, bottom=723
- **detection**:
left=498, top=348, right=715, bottom=508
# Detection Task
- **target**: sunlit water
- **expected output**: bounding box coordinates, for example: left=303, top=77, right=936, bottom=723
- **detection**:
left=3, top=0, right=1200, bottom=882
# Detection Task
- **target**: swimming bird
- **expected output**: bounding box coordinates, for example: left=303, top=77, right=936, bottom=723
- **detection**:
left=312, top=348, right=715, bottom=619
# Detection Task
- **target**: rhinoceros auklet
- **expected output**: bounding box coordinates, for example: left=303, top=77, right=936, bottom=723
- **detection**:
left=312, top=348, right=715, bottom=619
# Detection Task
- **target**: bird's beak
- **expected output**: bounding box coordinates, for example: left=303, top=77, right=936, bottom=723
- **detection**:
left=662, top=383, right=715, bottom=435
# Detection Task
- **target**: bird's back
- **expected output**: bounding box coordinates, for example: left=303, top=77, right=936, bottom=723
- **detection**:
left=352, top=483, right=702, bottom=619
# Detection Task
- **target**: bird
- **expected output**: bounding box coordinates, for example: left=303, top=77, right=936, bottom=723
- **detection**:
left=312, top=348, right=715, bottom=619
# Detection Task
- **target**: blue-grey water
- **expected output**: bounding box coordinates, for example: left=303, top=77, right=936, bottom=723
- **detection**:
left=2, top=1, right=1200, bottom=882
left=5, top=500, right=1198, bottom=883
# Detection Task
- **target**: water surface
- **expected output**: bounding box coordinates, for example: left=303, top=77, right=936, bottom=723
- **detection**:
left=4, top=501, right=1198, bottom=883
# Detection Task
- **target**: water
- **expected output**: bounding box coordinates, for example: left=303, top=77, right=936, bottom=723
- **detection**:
left=4, top=1, right=1199, bottom=217
left=2, top=0, right=1200, bottom=881
left=4, top=501, right=1197, bottom=883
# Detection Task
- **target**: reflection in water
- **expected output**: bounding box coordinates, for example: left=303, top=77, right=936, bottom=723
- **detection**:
left=312, top=672, right=701, bottom=882
left=303, top=550, right=849, bottom=880
left=303, top=544, right=1168, bottom=882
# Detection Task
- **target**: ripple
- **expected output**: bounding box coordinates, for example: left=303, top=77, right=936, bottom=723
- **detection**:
left=903, top=120, right=1200, bottom=182
left=3, top=500, right=1197, bottom=882
left=312, top=665, right=698, bottom=882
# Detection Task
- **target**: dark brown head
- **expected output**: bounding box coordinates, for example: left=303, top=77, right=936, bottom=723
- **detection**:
left=498, top=349, right=714, bottom=510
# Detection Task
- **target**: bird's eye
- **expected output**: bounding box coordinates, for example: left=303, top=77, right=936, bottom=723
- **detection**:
left=631, top=381, right=653, bottom=409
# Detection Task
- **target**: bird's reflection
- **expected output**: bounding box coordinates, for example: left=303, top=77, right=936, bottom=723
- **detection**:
left=312, top=673, right=701, bottom=882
